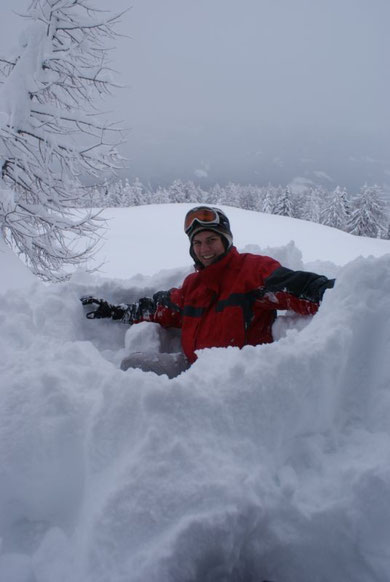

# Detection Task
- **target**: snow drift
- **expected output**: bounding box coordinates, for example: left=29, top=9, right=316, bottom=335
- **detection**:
left=1, top=205, right=390, bottom=582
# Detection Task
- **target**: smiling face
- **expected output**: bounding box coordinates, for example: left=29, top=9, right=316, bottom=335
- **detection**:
left=191, top=230, right=226, bottom=267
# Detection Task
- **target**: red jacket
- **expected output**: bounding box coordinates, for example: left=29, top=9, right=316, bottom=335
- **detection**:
left=131, top=247, right=333, bottom=363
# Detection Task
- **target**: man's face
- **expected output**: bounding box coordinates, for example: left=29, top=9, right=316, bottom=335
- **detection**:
left=192, top=230, right=226, bottom=267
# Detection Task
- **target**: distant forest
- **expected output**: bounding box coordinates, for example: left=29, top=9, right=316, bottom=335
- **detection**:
left=80, top=179, right=390, bottom=240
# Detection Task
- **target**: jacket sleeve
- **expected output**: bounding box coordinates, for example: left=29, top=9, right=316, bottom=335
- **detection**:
left=121, top=288, right=183, bottom=328
left=258, top=266, right=335, bottom=315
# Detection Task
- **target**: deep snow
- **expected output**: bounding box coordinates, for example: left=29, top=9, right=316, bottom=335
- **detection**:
left=1, top=204, right=390, bottom=582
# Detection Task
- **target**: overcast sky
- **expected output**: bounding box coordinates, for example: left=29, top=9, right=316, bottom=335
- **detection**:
left=1, top=0, right=389, bottom=189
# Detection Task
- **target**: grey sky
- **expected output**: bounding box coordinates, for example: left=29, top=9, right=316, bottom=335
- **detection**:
left=1, top=0, right=389, bottom=189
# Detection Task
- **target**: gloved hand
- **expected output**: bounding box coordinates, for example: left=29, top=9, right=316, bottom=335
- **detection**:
left=80, top=296, right=126, bottom=320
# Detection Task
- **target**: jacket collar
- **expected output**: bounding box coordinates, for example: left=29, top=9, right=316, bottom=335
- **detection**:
left=196, top=246, right=239, bottom=289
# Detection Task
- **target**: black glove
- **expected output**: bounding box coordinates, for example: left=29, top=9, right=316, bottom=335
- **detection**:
left=80, top=296, right=126, bottom=320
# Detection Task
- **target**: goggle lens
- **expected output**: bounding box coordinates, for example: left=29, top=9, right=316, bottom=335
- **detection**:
left=184, top=207, right=219, bottom=233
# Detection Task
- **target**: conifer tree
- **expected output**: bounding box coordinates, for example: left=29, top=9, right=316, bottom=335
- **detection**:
left=207, top=184, right=224, bottom=205
left=129, top=178, right=147, bottom=206
left=262, top=187, right=276, bottom=214
left=273, top=186, right=294, bottom=217
left=348, top=184, right=387, bottom=238
left=302, top=187, right=323, bottom=223
left=320, top=186, right=349, bottom=231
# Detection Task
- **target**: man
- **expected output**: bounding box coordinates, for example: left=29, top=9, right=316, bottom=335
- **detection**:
left=81, top=206, right=334, bottom=376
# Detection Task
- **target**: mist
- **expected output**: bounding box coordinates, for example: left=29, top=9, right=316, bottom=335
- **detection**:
left=1, top=0, right=389, bottom=190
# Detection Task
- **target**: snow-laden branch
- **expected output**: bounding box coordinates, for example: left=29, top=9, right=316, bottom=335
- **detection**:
left=0, top=0, right=126, bottom=281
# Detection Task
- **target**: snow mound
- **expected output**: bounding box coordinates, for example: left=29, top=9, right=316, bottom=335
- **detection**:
left=1, top=204, right=390, bottom=581
left=1, top=240, right=390, bottom=581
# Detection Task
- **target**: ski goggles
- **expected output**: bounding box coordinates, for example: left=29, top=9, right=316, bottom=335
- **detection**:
left=184, top=207, right=221, bottom=234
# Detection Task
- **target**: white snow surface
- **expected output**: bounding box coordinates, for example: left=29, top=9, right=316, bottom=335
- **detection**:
left=91, top=204, right=390, bottom=278
left=1, top=204, right=390, bottom=582
left=0, top=237, right=35, bottom=293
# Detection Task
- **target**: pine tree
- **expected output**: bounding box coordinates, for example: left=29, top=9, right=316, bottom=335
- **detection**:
left=130, top=178, right=147, bottom=206
left=302, top=187, right=326, bottom=223
left=207, top=184, right=224, bottom=205
left=252, top=186, right=265, bottom=211
left=238, top=184, right=260, bottom=211
left=347, top=184, right=388, bottom=238
left=0, top=0, right=124, bottom=280
left=167, top=179, right=186, bottom=203
left=181, top=181, right=202, bottom=203
left=223, top=182, right=241, bottom=208
left=110, top=180, right=125, bottom=207
left=121, top=179, right=132, bottom=206
left=320, top=186, right=349, bottom=231
left=273, top=186, right=294, bottom=217
left=153, top=186, right=170, bottom=204
left=262, top=187, right=276, bottom=214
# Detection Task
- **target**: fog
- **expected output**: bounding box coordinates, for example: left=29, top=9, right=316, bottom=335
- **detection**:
left=1, top=0, right=389, bottom=189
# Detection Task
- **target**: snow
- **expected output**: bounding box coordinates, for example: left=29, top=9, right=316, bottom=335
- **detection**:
left=0, top=236, right=35, bottom=293
left=92, top=203, right=390, bottom=278
left=1, top=204, right=390, bottom=582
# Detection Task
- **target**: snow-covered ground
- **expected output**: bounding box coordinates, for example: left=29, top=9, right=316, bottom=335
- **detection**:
left=1, top=204, right=390, bottom=582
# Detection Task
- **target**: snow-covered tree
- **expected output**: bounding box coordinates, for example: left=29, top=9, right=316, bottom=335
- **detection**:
left=153, top=186, right=170, bottom=205
left=110, top=179, right=133, bottom=207
left=128, top=178, right=147, bottom=206
left=320, top=186, right=350, bottom=231
left=0, top=0, right=124, bottom=280
left=238, top=184, right=261, bottom=211
left=207, top=184, right=225, bottom=205
left=347, top=184, right=388, bottom=238
left=119, top=179, right=131, bottom=206
left=273, top=186, right=294, bottom=217
left=252, top=185, right=265, bottom=212
left=302, top=187, right=326, bottom=223
left=262, top=187, right=276, bottom=214
left=181, top=180, right=203, bottom=203
left=167, top=179, right=186, bottom=203
left=221, top=182, right=240, bottom=208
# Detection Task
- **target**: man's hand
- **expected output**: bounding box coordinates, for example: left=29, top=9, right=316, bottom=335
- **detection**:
left=80, top=296, right=125, bottom=320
